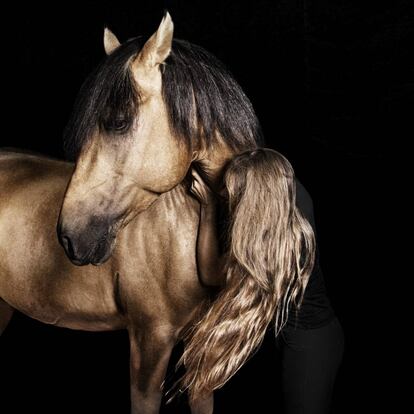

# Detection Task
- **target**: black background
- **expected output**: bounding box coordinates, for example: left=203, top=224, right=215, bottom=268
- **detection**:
left=0, top=1, right=412, bottom=413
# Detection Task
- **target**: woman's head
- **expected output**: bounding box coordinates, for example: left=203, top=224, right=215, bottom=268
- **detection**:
left=222, top=148, right=299, bottom=292
left=222, top=148, right=294, bottom=212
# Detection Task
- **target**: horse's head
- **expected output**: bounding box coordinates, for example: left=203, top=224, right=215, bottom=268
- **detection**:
left=57, top=12, right=263, bottom=266
left=57, top=13, right=194, bottom=265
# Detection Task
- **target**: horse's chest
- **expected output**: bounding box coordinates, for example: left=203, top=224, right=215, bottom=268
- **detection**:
left=113, top=200, right=205, bottom=323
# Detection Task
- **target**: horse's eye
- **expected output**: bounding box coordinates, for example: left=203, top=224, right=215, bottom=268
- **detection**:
left=103, top=118, right=129, bottom=133
left=112, top=119, right=129, bottom=132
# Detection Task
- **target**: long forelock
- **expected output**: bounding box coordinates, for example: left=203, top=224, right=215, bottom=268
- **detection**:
left=63, top=38, right=143, bottom=160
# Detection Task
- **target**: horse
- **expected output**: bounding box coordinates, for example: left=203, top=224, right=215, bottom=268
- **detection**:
left=0, top=12, right=263, bottom=413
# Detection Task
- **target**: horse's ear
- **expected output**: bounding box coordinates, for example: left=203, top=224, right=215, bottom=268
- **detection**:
left=136, top=11, right=174, bottom=68
left=104, top=27, right=121, bottom=55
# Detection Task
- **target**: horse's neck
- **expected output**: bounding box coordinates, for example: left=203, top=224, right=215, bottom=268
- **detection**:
left=116, top=181, right=202, bottom=300
left=121, top=181, right=200, bottom=252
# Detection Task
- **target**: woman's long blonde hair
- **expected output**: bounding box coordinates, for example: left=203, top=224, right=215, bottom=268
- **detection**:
left=171, top=148, right=316, bottom=402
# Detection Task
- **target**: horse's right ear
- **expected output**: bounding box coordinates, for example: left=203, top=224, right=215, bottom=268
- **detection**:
left=135, top=11, right=174, bottom=68
left=104, top=27, right=121, bottom=55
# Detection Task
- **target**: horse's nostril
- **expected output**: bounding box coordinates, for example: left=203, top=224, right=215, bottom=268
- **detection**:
left=62, top=235, right=75, bottom=259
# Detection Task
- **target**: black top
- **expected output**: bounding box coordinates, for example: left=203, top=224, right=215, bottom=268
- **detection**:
left=284, top=179, right=336, bottom=330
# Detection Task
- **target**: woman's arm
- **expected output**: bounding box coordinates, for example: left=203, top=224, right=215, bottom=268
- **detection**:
left=189, top=168, right=227, bottom=287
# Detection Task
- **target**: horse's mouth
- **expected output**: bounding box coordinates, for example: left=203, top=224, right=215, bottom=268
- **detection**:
left=88, top=235, right=117, bottom=266
left=90, top=239, right=116, bottom=266
left=66, top=234, right=117, bottom=267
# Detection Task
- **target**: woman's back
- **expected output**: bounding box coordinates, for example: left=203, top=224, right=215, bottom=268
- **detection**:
left=286, top=179, right=336, bottom=329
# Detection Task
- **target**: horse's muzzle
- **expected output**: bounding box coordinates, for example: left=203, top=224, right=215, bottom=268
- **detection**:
left=57, top=216, right=117, bottom=266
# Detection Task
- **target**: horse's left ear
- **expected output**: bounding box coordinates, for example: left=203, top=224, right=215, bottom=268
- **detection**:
left=136, top=11, right=174, bottom=68
left=104, top=27, right=121, bottom=55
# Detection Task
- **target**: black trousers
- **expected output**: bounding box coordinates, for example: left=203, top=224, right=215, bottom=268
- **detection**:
left=275, top=316, right=345, bottom=414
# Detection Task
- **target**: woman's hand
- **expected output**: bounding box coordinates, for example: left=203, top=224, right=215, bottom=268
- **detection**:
left=189, top=168, right=217, bottom=206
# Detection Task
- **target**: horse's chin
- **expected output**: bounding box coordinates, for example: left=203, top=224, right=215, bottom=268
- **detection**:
left=90, top=253, right=113, bottom=266
left=90, top=236, right=117, bottom=266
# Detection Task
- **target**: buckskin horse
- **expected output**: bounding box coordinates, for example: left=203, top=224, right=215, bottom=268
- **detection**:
left=0, top=12, right=263, bottom=413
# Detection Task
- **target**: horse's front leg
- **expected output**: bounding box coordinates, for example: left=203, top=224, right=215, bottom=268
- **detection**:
left=128, top=324, right=176, bottom=414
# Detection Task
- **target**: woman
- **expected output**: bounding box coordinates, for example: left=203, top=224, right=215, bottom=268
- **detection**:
left=179, top=148, right=345, bottom=413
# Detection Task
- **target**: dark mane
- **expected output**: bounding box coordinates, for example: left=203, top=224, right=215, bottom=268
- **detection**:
left=63, top=37, right=264, bottom=160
